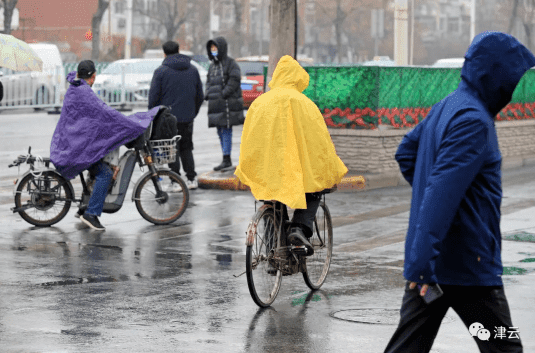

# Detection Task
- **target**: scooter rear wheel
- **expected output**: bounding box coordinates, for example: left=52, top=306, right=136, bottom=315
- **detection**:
left=133, top=170, right=189, bottom=225
left=14, top=171, right=73, bottom=227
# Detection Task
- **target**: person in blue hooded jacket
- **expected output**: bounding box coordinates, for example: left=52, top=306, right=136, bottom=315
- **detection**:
left=148, top=41, right=204, bottom=190
left=384, top=32, right=535, bottom=353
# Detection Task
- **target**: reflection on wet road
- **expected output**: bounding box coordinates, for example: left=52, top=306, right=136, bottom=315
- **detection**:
left=0, top=184, right=414, bottom=352
left=3, top=111, right=535, bottom=352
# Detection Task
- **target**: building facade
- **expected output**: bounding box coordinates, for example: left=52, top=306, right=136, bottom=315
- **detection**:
left=11, top=0, right=99, bottom=62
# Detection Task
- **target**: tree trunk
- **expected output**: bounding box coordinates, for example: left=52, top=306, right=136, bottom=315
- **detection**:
left=524, top=22, right=532, bottom=51
left=232, top=0, right=243, bottom=57
left=2, top=0, right=18, bottom=34
left=507, top=0, right=519, bottom=34
left=91, top=0, right=109, bottom=61
left=267, top=0, right=297, bottom=84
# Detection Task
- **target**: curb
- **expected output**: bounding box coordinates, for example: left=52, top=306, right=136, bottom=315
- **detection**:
left=198, top=168, right=409, bottom=192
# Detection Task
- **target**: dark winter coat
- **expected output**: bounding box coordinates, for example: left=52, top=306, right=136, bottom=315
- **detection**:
left=205, top=37, right=244, bottom=128
left=395, top=32, right=535, bottom=286
left=148, top=53, right=204, bottom=124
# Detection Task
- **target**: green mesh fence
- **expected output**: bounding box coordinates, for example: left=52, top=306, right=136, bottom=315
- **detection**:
left=300, top=66, right=535, bottom=129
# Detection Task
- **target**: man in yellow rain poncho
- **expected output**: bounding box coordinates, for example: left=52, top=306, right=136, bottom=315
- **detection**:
left=235, top=55, right=348, bottom=255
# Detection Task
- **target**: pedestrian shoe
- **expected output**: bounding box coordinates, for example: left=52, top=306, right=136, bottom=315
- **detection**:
left=165, top=182, right=183, bottom=193
left=80, top=214, right=105, bottom=231
left=287, top=227, right=314, bottom=256
left=213, top=155, right=232, bottom=171
left=186, top=178, right=198, bottom=190
left=74, top=208, right=84, bottom=219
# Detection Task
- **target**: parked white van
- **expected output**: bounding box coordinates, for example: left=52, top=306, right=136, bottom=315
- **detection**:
left=0, top=43, right=66, bottom=109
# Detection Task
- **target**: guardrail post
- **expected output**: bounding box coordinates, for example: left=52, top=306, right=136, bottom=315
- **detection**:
left=54, top=65, right=61, bottom=106
left=121, top=63, right=126, bottom=107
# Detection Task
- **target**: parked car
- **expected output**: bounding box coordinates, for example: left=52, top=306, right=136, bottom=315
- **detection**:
left=236, top=55, right=313, bottom=108
left=362, top=56, right=396, bottom=66
left=143, top=49, right=194, bottom=59
left=93, top=58, right=207, bottom=104
left=431, top=58, right=465, bottom=68
left=0, top=43, right=66, bottom=108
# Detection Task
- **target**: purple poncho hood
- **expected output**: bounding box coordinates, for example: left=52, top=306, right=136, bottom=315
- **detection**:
left=51, top=71, right=160, bottom=179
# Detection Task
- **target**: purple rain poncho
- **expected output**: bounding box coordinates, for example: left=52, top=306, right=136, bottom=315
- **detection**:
left=50, top=71, right=160, bottom=179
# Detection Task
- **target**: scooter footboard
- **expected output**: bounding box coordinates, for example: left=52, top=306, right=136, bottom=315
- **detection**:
left=102, top=151, right=137, bottom=213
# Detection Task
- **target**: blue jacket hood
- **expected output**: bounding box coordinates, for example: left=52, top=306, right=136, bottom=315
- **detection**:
left=395, top=32, right=535, bottom=286
left=461, top=31, right=535, bottom=116
left=163, top=53, right=191, bottom=71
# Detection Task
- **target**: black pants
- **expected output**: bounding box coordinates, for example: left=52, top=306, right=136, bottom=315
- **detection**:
left=291, top=192, right=322, bottom=238
left=168, top=122, right=196, bottom=181
left=384, top=282, right=522, bottom=353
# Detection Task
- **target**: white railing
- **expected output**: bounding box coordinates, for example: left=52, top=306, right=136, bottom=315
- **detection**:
left=92, top=63, right=151, bottom=109
left=0, top=65, right=65, bottom=110
left=0, top=63, right=150, bottom=111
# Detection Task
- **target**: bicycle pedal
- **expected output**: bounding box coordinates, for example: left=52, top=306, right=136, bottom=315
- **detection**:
left=290, top=246, right=308, bottom=256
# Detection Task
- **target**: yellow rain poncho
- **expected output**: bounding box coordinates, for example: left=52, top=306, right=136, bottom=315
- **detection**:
left=235, top=55, right=348, bottom=209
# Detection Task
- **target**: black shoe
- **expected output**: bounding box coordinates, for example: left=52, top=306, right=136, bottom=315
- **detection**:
left=74, top=209, right=84, bottom=219
left=214, top=155, right=232, bottom=171
left=287, top=227, right=314, bottom=256
left=266, top=263, right=278, bottom=276
left=80, top=214, right=105, bottom=231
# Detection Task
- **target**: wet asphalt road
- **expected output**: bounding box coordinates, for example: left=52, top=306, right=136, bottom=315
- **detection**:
left=1, top=108, right=534, bottom=352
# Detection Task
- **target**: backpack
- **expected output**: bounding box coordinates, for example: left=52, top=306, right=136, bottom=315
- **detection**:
left=150, top=106, right=178, bottom=140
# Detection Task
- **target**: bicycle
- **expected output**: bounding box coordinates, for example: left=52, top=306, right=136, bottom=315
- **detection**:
left=245, top=191, right=334, bottom=307
left=9, top=134, right=189, bottom=227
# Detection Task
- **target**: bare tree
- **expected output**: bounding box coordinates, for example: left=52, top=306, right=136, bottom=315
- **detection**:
left=187, top=0, right=210, bottom=54
left=313, top=0, right=377, bottom=63
left=1, top=0, right=18, bottom=34
left=505, top=0, right=535, bottom=50
left=507, top=0, right=520, bottom=34
left=231, top=0, right=244, bottom=56
left=135, top=0, right=192, bottom=42
left=91, top=0, right=110, bottom=61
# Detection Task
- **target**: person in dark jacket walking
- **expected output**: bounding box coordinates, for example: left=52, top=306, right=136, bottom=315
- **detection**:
left=384, top=31, right=535, bottom=353
left=205, top=36, right=244, bottom=171
left=148, top=41, right=204, bottom=190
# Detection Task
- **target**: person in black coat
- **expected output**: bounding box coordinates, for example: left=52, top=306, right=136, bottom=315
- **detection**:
left=205, top=36, right=244, bottom=171
left=148, top=41, right=204, bottom=189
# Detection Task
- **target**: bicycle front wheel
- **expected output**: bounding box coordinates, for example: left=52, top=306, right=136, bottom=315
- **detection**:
left=14, top=171, right=73, bottom=227
left=246, top=204, right=282, bottom=307
left=134, top=170, right=189, bottom=225
left=303, top=201, right=333, bottom=290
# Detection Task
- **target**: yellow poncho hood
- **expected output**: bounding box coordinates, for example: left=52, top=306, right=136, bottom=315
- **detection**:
left=235, top=55, right=348, bottom=209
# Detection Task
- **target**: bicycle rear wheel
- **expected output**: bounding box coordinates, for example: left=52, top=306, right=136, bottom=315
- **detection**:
left=303, top=201, right=333, bottom=290
left=134, top=170, right=189, bottom=225
left=14, top=171, right=73, bottom=227
left=246, top=204, right=282, bottom=307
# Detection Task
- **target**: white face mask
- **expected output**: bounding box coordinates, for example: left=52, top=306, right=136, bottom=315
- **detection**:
left=211, top=50, right=218, bottom=59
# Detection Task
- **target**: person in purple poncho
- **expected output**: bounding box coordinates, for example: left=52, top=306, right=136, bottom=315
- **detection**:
left=50, top=60, right=161, bottom=231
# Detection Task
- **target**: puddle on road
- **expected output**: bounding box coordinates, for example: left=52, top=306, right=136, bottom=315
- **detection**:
left=330, top=308, right=456, bottom=325
left=40, top=276, right=119, bottom=287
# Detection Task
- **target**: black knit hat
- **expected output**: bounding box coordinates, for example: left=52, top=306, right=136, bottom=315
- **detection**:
left=77, top=60, right=96, bottom=79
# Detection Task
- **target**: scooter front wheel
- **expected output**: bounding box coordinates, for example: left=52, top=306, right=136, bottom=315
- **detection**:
left=133, top=170, right=189, bottom=225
